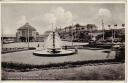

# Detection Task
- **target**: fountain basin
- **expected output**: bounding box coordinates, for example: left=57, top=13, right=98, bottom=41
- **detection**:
left=33, top=49, right=77, bottom=57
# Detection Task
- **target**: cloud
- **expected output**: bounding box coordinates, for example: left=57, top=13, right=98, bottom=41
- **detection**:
left=93, top=8, right=112, bottom=21
left=3, top=26, right=12, bottom=34
left=51, top=7, right=73, bottom=26
left=17, top=15, right=27, bottom=26
left=98, top=8, right=112, bottom=19
left=29, top=7, right=75, bottom=34
left=43, top=13, right=56, bottom=24
left=31, top=7, right=74, bottom=29
left=92, top=8, right=112, bottom=30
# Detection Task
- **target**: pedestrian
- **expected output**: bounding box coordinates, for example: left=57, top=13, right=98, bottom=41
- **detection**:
left=75, top=47, right=78, bottom=53
left=37, top=44, right=40, bottom=47
left=64, top=45, right=67, bottom=50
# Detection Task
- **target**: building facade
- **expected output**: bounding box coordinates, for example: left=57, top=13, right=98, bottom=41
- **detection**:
left=16, top=22, right=39, bottom=42
left=56, top=24, right=98, bottom=42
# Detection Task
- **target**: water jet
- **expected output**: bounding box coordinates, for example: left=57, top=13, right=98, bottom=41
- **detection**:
left=33, top=29, right=77, bottom=57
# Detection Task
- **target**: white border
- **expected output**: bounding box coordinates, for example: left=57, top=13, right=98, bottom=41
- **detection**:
left=0, top=1, right=127, bottom=83
left=0, top=1, right=126, bottom=3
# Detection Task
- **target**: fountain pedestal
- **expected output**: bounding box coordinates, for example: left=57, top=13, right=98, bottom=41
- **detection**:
left=33, top=49, right=77, bottom=56
left=33, top=31, right=77, bottom=57
left=48, top=48, right=61, bottom=53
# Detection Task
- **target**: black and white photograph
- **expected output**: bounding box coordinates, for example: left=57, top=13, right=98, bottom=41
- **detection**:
left=1, top=2, right=125, bottom=81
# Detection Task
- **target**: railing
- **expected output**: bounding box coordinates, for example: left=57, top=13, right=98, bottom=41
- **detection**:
left=1, top=47, right=35, bottom=54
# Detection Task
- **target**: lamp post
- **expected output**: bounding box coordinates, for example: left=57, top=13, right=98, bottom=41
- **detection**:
left=108, top=25, right=111, bottom=30
left=91, top=25, right=93, bottom=40
left=114, top=24, right=117, bottom=39
left=26, top=30, right=27, bottom=43
left=27, top=26, right=29, bottom=49
left=1, top=26, right=3, bottom=50
left=108, top=25, right=113, bottom=43
left=71, top=24, right=74, bottom=46
left=102, top=19, right=105, bottom=41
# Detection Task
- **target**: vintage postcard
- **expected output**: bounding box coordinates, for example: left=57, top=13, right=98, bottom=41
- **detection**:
left=1, top=1, right=126, bottom=83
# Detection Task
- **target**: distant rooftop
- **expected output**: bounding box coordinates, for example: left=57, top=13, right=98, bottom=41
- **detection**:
left=2, top=34, right=16, bottom=37
left=18, top=22, right=36, bottom=31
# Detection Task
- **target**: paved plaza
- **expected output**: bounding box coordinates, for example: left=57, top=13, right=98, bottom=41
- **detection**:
left=2, top=41, right=88, bottom=48
left=2, top=48, right=115, bottom=65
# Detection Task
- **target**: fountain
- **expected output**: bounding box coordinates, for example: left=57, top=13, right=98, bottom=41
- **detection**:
left=33, top=30, right=77, bottom=56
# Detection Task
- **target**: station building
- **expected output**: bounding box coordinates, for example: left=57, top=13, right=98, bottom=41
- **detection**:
left=16, top=22, right=39, bottom=42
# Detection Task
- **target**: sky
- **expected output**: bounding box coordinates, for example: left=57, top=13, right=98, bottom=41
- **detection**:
left=2, top=3, right=125, bottom=35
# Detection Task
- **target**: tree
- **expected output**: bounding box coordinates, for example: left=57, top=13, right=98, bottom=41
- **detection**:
left=75, top=24, right=81, bottom=27
left=86, top=24, right=97, bottom=32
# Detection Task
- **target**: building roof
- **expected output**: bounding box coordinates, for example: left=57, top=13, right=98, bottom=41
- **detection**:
left=18, top=22, right=36, bottom=31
